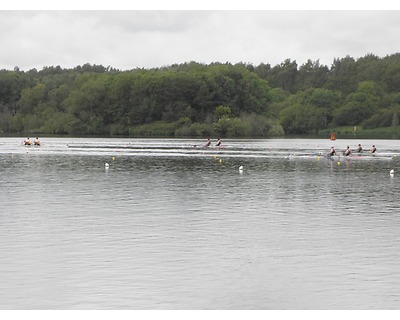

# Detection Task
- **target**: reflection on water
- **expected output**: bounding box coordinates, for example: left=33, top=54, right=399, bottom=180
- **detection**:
left=1, top=138, right=400, bottom=309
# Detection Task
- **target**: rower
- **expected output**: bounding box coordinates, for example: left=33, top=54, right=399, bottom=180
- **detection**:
left=34, top=137, right=41, bottom=146
left=344, top=146, right=352, bottom=156
left=24, top=137, right=31, bottom=145
left=356, top=144, right=363, bottom=153
left=370, top=145, right=377, bottom=153
left=328, top=146, right=336, bottom=156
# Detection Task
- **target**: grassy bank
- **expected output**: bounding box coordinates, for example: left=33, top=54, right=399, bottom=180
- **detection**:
left=319, top=126, right=400, bottom=139
left=3, top=125, right=400, bottom=140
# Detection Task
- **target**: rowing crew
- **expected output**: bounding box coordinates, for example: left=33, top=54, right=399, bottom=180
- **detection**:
left=23, top=137, right=40, bottom=146
left=328, top=144, right=376, bottom=157
left=203, top=138, right=222, bottom=148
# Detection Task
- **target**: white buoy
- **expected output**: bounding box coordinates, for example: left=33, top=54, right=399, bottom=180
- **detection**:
left=390, top=169, right=394, bottom=175
left=239, top=165, right=243, bottom=170
left=105, top=163, right=109, bottom=168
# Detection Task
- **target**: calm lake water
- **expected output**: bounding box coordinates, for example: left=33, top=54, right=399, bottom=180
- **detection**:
left=1, top=137, right=400, bottom=309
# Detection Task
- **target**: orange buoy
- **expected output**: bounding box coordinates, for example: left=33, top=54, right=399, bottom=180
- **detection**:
left=330, top=132, right=336, bottom=141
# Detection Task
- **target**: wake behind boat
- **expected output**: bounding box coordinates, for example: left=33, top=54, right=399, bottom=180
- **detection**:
left=67, top=143, right=228, bottom=150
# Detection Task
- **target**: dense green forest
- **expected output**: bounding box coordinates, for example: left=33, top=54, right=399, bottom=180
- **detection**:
left=1, top=53, right=400, bottom=137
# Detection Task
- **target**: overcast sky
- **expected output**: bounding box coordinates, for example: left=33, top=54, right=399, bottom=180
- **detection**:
left=1, top=7, right=400, bottom=71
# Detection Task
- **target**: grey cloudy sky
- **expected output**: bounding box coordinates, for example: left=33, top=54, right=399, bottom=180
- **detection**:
left=1, top=9, right=400, bottom=71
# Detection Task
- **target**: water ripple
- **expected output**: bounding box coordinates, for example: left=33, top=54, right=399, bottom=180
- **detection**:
left=1, top=138, right=400, bottom=309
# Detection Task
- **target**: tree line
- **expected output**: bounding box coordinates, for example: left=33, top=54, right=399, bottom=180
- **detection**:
left=1, top=53, right=400, bottom=137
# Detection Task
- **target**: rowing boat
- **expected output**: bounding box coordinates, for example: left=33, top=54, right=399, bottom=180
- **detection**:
left=325, top=153, right=394, bottom=161
left=67, top=144, right=225, bottom=150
